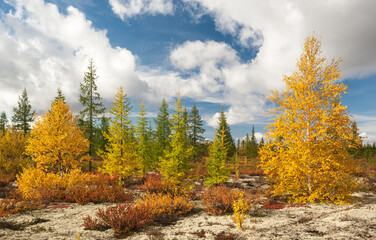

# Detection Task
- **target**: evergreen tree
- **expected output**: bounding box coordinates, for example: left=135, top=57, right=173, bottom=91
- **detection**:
left=205, top=129, right=230, bottom=186
left=259, top=137, right=265, bottom=148
left=217, top=108, right=236, bottom=157
left=159, top=93, right=193, bottom=184
left=154, top=99, right=171, bottom=158
left=188, top=104, right=205, bottom=160
left=245, top=133, right=251, bottom=157
left=249, top=126, right=258, bottom=157
left=0, top=111, right=7, bottom=132
left=54, top=87, right=66, bottom=103
left=79, top=59, right=105, bottom=170
left=12, top=88, right=35, bottom=135
left=99, top=86, right=139, bottom=181
left=136, top=100, right=155, bottom=173
left=96, top=116, right=109, bottom=153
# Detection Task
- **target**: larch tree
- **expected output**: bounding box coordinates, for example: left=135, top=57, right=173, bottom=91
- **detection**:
left=188, top=104, right=205, bottom=160
left=12, top=88, right=35, bottom=135
left=26, top=99, right=89, bottom=175
left=136, top=100, right=155, bottom=173
left=217, top=108, right=236, bottom=157
left=159, top=93, right=193, bottom=184
left=99, top=86, right=139, bottom=181
left=205, top=129, right=230, bottom=186
left=0, top=111, right=7, bottom=132
left=154, top=98, right=171, bottom=158
left=259, top=34, right=362, bottom=204
left=79, top=59, right=105, bottom=170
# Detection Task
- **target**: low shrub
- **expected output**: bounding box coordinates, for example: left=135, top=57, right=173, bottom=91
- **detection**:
left=201, top=185, right=264, bottom=215
left=84, top=192, right=195, bottom=235
left=135, top=192, right=195, bottom=224
left=0, top=173, right=16, bottom=187
left=233, top=193, right=250, bottom=230
left=83, top=203, right=153, bottom=235
left=140, top=172, right=192, bottom=197
left=16, top=168, right=132, bottom=204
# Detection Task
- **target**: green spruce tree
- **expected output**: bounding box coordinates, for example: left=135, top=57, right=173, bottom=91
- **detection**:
left=0, top=111, right=7, bottom=132
left=154, top=99, right=171, bottom=158
left=79, top=59, right=105, bottom=170
left=188, top=104, right=205, bottom=160
left=136, top=100, right=155, bottom=173
left=12, top=88, right=35, bottom=135
left=54, top=87, right=66, bottom=103
left=217, top=108, right=236, bottom=157
left=249, top=125, right=258, bottom=157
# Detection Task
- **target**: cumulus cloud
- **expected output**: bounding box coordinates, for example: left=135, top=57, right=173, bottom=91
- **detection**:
left=0, top=0, right=155, bottom=114
left=109, top=0, right=173, bottom=20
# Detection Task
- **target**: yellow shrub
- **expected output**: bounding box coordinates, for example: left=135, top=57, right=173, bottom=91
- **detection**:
left=233, top=193, right=250, bottom=230
left=135, top=193, right=195, bottom=222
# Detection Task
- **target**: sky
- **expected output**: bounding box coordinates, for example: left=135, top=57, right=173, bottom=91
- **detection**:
left=0, top=0, right=375, bottom=143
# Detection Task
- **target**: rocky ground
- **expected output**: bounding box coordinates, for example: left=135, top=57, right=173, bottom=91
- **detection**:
left=1, top=176, right=375, bottom=240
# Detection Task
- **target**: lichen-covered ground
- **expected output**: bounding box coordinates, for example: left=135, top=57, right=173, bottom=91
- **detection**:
left=1, top=177, right=375, bottom=240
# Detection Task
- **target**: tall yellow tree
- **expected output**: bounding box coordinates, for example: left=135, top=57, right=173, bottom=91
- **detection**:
left=259, top=34, right=362, bottom=204
left=99, top=86, right=139, bottom=181
left=26, top=99, right=89, bottom=174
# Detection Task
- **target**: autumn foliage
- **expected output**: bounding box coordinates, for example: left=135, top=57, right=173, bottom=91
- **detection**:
left=0, top=130, right=30, bottom=174
left=259, top=34, right=362, bottom=204
left=26, top=99, right=89, bottom=174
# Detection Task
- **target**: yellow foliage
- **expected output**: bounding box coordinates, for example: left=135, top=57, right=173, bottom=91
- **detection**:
left=135, top=192, right=195, bottom=219
left=16, top=167, right=92, bottom=200
left=259, top=34, right=362, bottom=204
left=26, top=99, right=89, bottom=174
left=0, top=130, right=30, bottom=174
left=99, top=86, right=140, bottom=182
left=233, top=193, right=250, bottom=230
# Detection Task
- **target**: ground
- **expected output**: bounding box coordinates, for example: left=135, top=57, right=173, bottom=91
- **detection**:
left=1, top=176, right=375, bottom=240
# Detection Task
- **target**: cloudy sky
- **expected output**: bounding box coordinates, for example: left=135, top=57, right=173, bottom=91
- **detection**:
left=0, top=0, right=375, bottom=142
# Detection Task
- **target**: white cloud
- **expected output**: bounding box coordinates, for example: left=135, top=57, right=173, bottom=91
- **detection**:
left=0, top=0, right=156, bottom=115
left=171, top=0, right=376, bottom=128
left=109, top=0, right=173, bottom=20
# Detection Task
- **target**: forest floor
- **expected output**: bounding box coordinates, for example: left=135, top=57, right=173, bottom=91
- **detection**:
left=0, top=175, right=376, bottom=240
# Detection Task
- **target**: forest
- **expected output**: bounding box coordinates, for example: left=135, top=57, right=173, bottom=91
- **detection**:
left=0, top=34, right=375, bottom=239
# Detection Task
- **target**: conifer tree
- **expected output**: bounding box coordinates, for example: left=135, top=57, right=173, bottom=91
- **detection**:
left=0, top=111, right=7, bottom=132
left=159, top=93, right=193, bottom=184
left=245, top=133, right=251, bottom=157
left=217, top=108, right=236, bottom=157
left=136, top=100, right=155, bottom=173
left=99, top=86, right=139, bottom=181
left=259, top=137, right=264, bottom=148
left=259, top=34, right=361, bottom=203
left=26, top=99, right=89, bottom=175
left=188, top=104, right=205, bottom=160
left=249, top=126, right=258, bottom=157
left=205, top=129, right=230, bottom=186
left=154, top=99, right=171, bottom=158
left=97, top=116, right=109, bottom=153
left=79, top=59, right=105, bottom=170
left=12, top=88, right=35, bottom=135
left=54, top=87, right=66, bottom=103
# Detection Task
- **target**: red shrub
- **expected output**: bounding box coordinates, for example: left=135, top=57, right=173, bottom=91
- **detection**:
left=83, top=203, right=153, bottom=234
left=263, top=200, right=286, bottom=209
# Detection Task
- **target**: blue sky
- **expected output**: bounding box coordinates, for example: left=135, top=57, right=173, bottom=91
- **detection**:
left=0, top=0, right=375, bottom=143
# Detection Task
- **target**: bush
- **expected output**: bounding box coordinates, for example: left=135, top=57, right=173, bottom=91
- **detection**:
left=135, top=193, right=195, bottom=224
left=84, top=192, right=195, bottom=235
left=140, top=172, right=192, bottom=197
left=16, top=168, right=132, bottom=204
left=83, top=203, right=153, bottom=235
left=201, top=185, right=264, bottom=215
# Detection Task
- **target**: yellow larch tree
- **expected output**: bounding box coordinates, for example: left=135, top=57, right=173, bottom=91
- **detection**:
left=99, top=86, right=140, bottom=181
left=259, top=34, right=362, bottom=204
left=26, top=99, right=89, bottom=174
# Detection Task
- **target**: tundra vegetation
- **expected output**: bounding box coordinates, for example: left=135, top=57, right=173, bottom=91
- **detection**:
left=0, top=34, right=375, bottom=237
